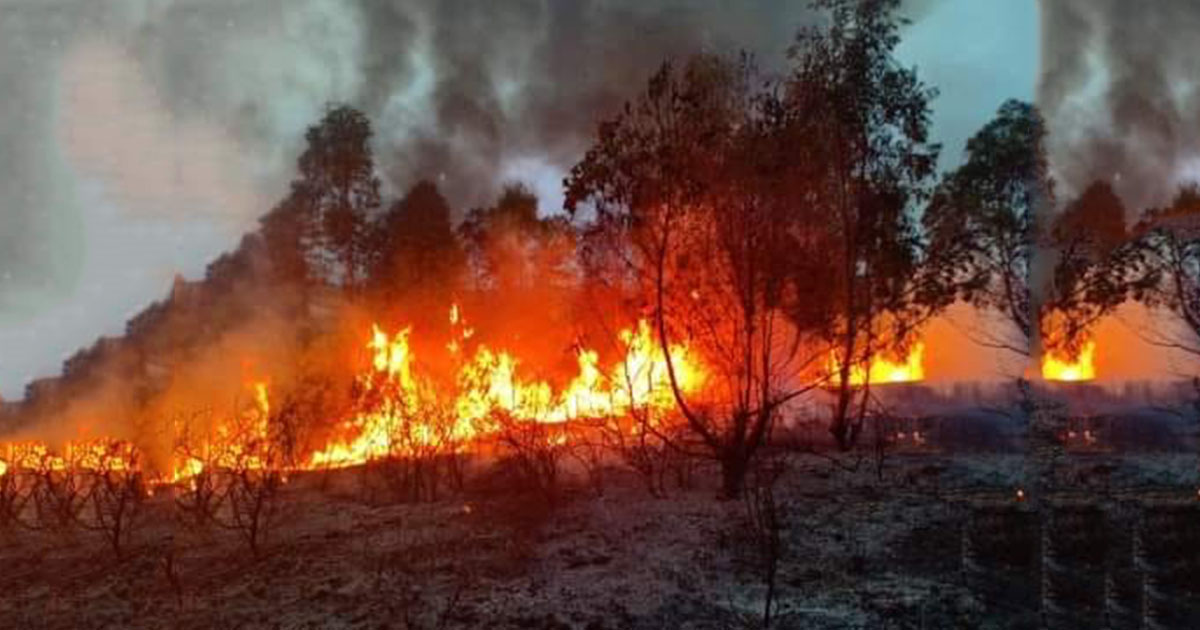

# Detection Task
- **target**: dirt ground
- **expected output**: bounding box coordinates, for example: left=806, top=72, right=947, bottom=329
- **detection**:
left=0, top=451, right=1196, bottom=630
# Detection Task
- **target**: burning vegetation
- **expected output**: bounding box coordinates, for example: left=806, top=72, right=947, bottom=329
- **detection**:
left=6, top=1, right=1200, bottom=628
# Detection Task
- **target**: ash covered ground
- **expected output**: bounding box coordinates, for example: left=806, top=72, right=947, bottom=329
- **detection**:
left=1, top=446, right=1197, bottom=630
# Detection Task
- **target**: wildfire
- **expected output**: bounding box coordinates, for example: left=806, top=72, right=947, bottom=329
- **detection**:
left=0, top=306, right=708, bottom=482
left=308, top=307, right=706, bottom=469
left=0, top=439, right=141, bottom=477
left=1041, top=340, right=1096, bottom=382
left=828, top=342, right=925, bottom=386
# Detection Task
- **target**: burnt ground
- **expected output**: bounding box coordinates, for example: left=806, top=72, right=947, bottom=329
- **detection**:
left=0, top=452, right=1197, bottom=630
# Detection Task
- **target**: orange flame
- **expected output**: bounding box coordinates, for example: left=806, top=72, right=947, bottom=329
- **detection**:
left=0, top=307, right=709, bottom=481
left=308, top=308, right=706, bottom=469
left=1041, top=340, right=1096, bottom=382
left=829, top=342, right=925, bottom=386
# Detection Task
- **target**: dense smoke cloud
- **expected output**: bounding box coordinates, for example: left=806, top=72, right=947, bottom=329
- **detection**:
left=0, top=1, right=958, bottom=399
left=1039, top=0, right=1200, bottom=212
left=0, top=0, right=824, bottom=397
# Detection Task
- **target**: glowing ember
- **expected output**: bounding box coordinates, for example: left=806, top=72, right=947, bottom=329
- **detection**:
left=1041, top=340, right=1096, bottom=382
left=829, top=342, right=925, bottom=386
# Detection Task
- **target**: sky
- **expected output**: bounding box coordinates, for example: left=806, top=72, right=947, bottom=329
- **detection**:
left=0, top=1, right=1038, bottom=400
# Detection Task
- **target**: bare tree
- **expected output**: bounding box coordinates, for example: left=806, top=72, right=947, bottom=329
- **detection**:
left=490, top=411, right=566, bottom=505
left=25, top=446, right=87, bottom=534
left=743, top=460, right=787, bottom=628
left=171, top=409, right=227, bottom=527
left=218, top=462, right=284, bottom=557
left=76, top=440, right=147, bottom=558
left=0, top=454, right=32, bottom=531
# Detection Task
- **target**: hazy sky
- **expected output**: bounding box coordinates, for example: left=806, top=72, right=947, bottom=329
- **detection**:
left=0, top=1, right=1037, bottom=399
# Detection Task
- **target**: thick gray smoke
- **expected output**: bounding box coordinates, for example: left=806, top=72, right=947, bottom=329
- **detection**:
left=0, top=0, right=816, bottom=398
left=1039, top=0, right=1200, bottom=213
left=0, top=0, right=951, bottom=399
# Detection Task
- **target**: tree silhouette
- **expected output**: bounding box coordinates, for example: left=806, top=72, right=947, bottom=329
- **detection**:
left=788, top=0, right=943, bottom=449
left=368, top=180, right=465, bottom=299
left=1043, top=180, right=1130, bottom=358
left=924, top=100, right=1050, bottom=355
left=567, top=54, right=829, bottom=496
left=292, top=105, right=382, bottom=288
left=1127, top=184, right=1200, bottom=355
left=459, top=184, right=575, bottom=293
left=260, top=193, right=314, bottom=286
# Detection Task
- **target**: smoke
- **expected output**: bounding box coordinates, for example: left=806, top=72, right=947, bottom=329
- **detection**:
left=1038, top=0, right=1200, bottom=212
left=0, top=0, right=830, bottom=399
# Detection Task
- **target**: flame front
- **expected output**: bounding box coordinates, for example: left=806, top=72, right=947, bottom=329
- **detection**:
left=309, top=308, right=705, bottom=469
left=1041, top=340, right=1096, bottom=382
left=0, top=306, right=708, bottom=482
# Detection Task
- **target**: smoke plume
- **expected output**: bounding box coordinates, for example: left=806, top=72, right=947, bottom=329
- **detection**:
left=1039, top=0, right=1200, bottom=212
left=0, top=0, right=838, bottom=398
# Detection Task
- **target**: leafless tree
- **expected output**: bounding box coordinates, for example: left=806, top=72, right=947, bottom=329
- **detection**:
left=25, top=447, right=87, bottom=534
left=213, top=399, right=290, bottom=557
left=76, top=440, right=148, bottom=558
left=218, top=463, right=283, bottom=557
left=171, top=409, right=227, bottom=527
left=0, top=456, right=32, bottom=531
left=490, top=410, right=566, bottom=504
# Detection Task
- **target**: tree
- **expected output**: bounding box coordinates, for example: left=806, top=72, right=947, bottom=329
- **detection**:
left=368, top=180, right=464, bottom=299
left=924, top=100, right=1050, bottom=355
left=260, top=193, right=314, bottom=286
left=566, top=54, right=829, bottom=497
left=1126, top=184, right=1200, bottom=356
left=459, top=184, right=576, bottom=293
left=1042, top=180, right=1130, bottom=358
left=786, top=0, right=943, bottom=449
left=292, top=105, right=382, bottom=288
left=78, top=441, right=147, bottom=558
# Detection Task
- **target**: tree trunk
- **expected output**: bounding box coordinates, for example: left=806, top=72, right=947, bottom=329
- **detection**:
left=830, top=415, right=853, bottom=451
left=720, top=450, right=749, bottom=499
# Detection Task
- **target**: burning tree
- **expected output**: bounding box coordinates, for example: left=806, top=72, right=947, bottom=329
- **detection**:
left=566, top=54, right=832, bottom=496
left=1041, top=181, right=1131, bottom=373
left=76, top=440, right=147, bottom=558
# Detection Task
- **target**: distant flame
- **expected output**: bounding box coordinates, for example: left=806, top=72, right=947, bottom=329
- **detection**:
left=1041, top=340, right=1096, bottom=382
left=829, top=342, right=925, bottom=386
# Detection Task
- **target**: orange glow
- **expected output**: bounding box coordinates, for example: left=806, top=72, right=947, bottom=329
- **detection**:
left=1041, top=340, right=1096, bottom=382
left=829, top=342, right=925, bottom=386
left=309, top=307, right=706, bottom=469
left=0, top=306, right=709, bottom=482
